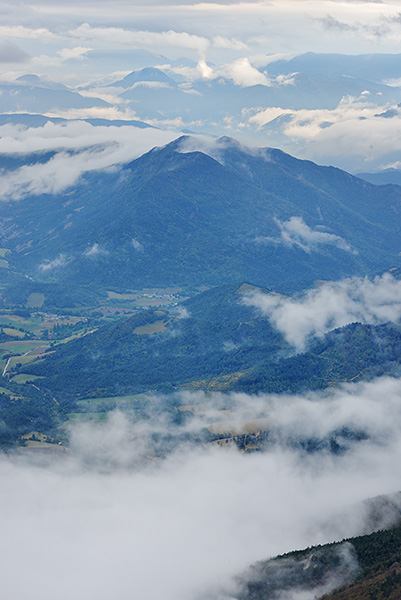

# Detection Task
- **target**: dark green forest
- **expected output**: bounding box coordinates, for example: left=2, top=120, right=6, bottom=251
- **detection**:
left=239, top=517, right=401, bottom=600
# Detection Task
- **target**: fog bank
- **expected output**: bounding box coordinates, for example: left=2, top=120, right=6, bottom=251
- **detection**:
left=2, top=376, right=401, bottom=599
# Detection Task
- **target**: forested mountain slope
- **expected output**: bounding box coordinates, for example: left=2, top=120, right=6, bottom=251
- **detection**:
left=1, top=136, right=401, bottom=291
left=19, top=282, right=401, bottom=402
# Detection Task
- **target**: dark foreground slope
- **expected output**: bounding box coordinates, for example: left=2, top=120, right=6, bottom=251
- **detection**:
left=1, top=136, right=401, bottom=291
left=237, top=507, right=401, bottom=600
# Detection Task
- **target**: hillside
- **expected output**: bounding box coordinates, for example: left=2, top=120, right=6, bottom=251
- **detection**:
left=20, top=282, right=286, bottom=401
left=1, top=136, right=401, bottom=292
left=2, top=274, right=401, bottom=451
left=15, top=280, right=401, bottom=405
left=238, top=514, right=401, bottom=600
left=234, top=321, right=401, bottom=394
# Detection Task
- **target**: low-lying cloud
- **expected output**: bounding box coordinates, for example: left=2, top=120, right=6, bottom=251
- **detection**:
left=177, top=133, right=265, bottom=164
left=131, top=238, right=144, bottom=252
left=238, top=542, right=359, bottom=600
left=4, top=376, right=401, bottom=600
left=219, top=57, right=271, bottom=87
left=244, top=273, right=401, bottom=350
left=249, top=95, right=378, bottom=139
left=39, top=254, right=66, bottom=272
left=162, top=57, right=295, bottom=88
left=84, top=243, right=109, bottom=258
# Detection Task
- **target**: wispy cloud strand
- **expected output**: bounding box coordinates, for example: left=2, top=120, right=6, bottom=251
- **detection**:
left=255, top=216, right=354, bottom=254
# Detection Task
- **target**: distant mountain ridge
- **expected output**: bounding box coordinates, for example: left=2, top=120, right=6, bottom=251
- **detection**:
left=5, top=51, right=401, bottom=173
left=356, top=168, right=401, bottom=186
left=110, top=67, right=176, bottom=88
left=266, top=51, right=401, bottom=81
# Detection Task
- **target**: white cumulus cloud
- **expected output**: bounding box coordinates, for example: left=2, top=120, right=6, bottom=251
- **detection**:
left=244, top=273, right=401, bottom=350
left=0, top=122, right=180, bottom=201
left=219, top=57, right=272, bottom=87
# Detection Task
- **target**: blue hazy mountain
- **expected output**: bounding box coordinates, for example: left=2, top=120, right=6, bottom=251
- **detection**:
left=0, top=76, right=110, bottom=114
left=110, top=67, right=177, bottom=88
left=0, top=112, right=153, bottom=130
left=266, top=52, right=401, bottom=82
left=7, top=53, right=401, bottom=175
left=1, top=136, right=401, bottom=291
left=109, top=70, right=400, bottom=130
left=356, top=168, right=401, bottom=186
left=16, top=74, right=69, bottom=91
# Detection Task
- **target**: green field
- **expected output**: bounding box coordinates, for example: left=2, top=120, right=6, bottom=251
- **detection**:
left=0, top=312, right=89, bottom=338
left=0, top=314, right=40, bottom=335
left=77, top=393, right=148, bottom=407
left=0, top=341, right=50, bottom=373
left=26, top=293, right=45, bottom=308
left=5, top=355, right=45, bottom=376
left=11, top=374, right=44, bottom=384
left=67, top=412, right=109, bottom=421
left=0, top=385, right=17, bottom=397
left=0, top=314, right=48, bottom=336
left=0, top=309, right=96, bottom=379
left=107, top=291, right=138, bottom=300
left=133, top=320, right=167, bottom=335
left=0, top=341, right=49, bottom=353
left=0, top=314, right=26, bottom=324
left=106, top=287, right=187, bottom=309
left=3, top=328, right=26, bottom=338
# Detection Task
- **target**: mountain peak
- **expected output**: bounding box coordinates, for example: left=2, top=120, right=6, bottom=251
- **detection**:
left=113, top=67, right=175, bottom=88
left=17, top=74, right=41, bottom=83
left=15, top=74, right=68, bottom=91
left=172, top=134, right=268, bottom=166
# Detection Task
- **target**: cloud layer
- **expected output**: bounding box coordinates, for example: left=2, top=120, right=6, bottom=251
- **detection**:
left=248, top=95, right=401, bottom=171
left=2, top=1, right=401, bottom=87
left=0, top=122, right=180, bottom=200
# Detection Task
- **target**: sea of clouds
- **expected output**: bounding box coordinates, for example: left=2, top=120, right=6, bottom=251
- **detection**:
left=3, top=375, right=401, bottom=600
